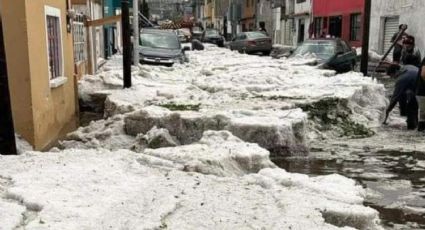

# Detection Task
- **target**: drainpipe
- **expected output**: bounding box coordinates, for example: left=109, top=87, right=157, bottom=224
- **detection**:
left=361, top=0, right=371, bottom=76
left=122, top=0, right=132, bottom=88
left=133, top=0, right=139, bottom=65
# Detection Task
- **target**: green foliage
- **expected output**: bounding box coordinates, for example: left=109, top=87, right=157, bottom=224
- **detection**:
left=159, top=103, right=201, bottom=111
left=298, top=98, right=374, bottom=138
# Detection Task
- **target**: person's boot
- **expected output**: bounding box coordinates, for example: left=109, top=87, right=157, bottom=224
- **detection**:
left=418, top=122, right=425, bottom=132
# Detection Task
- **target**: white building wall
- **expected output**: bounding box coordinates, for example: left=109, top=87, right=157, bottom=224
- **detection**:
left=294, top=0, right=311, bottom=14
left=293, top=0, right=311, bottom=45
left=370, top=0, right=425, bottom=54
left=272, top=7, right=281, bottom=44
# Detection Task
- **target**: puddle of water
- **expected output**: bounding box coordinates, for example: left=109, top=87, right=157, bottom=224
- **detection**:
left=273, top=150, right=425, bottom=229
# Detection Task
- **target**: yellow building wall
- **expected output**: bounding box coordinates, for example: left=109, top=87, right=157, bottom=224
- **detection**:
left=242, top=0, right=255, bottom=19
left=204, top=0, right=213, bottom=24
left=1, top=0, right=78, bottom=150
left=0, top=0, right=35, bottom=145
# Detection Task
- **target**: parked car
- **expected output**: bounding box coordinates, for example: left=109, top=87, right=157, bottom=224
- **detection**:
left=139, top=29, right=189, bottom=67
left=229, top=32, right=272, bottom=55
left=289, top=38, right=357, bottom=73
left=192, top=26, right=203, bottom=40
left=176, top=28, right=191, bottom=43
left=201, top=29, right=225, bottom=47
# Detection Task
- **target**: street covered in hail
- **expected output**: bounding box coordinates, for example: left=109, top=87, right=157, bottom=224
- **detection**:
left=1, top=44, right=425, bottom=229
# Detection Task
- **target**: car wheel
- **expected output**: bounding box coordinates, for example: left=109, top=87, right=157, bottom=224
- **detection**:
left=351, top=62, right=357, bottom=71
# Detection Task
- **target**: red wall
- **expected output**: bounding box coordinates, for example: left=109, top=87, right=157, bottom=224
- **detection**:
left=313, top=0, right=365, bottom=47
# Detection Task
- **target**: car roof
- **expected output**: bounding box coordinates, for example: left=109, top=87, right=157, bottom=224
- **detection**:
left=141, top=28, right=175, bottom=35
left=304, top=38, right=343, bottom=43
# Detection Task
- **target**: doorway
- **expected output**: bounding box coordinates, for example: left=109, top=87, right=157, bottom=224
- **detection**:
left=0, top=20, right=17, bottom=155
left=298, top=18, right=305, bottom=43
left=329, top=16, right=342, bottom=38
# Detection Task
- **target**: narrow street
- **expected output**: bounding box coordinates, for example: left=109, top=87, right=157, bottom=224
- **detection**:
left=1, top=0, right=425, bottom=228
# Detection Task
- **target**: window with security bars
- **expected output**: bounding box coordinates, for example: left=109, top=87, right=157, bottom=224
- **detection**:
left=350, top=13, right=361, bottom=41
left=46, top=15, right=62, bottom=79
left=72, top=14, right=86, bottom=62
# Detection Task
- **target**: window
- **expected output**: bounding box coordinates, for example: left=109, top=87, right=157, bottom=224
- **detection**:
left=45, top=6, right=64, bottom=80
left=350, top=13, right=361, bottom=41
left=72, top=13, right=86, bottom=63
left=296, top=0, right=306, bottom=3
left=341, top=40, right=351, bottom=52
left=313, top=17, right=323, bottom=37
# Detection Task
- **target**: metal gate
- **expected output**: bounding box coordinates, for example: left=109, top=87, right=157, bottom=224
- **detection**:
left=382, top=16, right=399, bottom=56
left=0, top=20, right=17, bottom=155
left=72, top=13, right=86, bottom=63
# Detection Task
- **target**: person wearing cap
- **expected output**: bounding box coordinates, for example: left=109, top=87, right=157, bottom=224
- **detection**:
left=391, top=24, right=408, bottom=63
left=383, top=59, right=419, bottom=129
left=401, top=35, right=421, bottom=67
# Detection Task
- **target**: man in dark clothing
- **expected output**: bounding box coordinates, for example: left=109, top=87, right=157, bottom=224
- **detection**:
left=191, top=39, right=204, bottom=51
left=383, top=63, right=419, bottom=129
left=391, top=24, right=407, bottom=63
left=416, top=58, right=425, bottom=131
left=258, top=21, right=268, bottom=35
left=401, top=35, right=421, bottom=67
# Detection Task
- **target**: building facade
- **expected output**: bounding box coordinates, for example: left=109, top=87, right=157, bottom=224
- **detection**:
left=256, top=0, right=273, bottom=35
left=278, top=0, right=311, bottom=46
left=369, top=0, right=425, bottom=55
left=241, top=0, right=255, bottom=31
left=204, top=0, right=214, bottom=27
left=0, top=0, right=78, bottom=150
left=312, top=0, right=364, bottom=47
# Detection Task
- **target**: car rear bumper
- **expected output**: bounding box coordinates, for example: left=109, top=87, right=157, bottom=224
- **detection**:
left=246, top=45, right=272, bottom=53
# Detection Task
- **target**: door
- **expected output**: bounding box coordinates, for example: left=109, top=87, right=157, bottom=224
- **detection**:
left=329, top=16, right=342, bottom=38
left=382, top=16, right=399, bottom=56
left=0, top=20, right=17, bottom=155
left=298, top=19, right=305, bottom=43
left=232, top=33, right=246, bottom=51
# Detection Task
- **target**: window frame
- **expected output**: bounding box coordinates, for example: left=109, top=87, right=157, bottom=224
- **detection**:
left=350, top=13, right=361, bottom=41
left=44, top=5, right=65, bottom=81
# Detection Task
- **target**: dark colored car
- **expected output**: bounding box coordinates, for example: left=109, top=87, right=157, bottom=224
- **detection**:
left=201, top=29, right=225, bottom=47
left=229, top=32, right=272, bottom=55
left=139, top=29, right=189, bottom=67
left=289, top=38, right=357, bottom=73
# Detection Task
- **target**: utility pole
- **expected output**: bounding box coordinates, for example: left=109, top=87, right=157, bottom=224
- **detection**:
left=122, top=0, right=132, bottom=88
left=223, top=16, right=228, bottom=40
left=133, top=0, right=139, bottom=65
left=360, top=0, right=371, bottom=76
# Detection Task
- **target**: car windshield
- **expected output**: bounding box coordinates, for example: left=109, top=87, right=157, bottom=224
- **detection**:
left=140, top=33, right=180, bottom=49
left=246, top=32, right=268, bottom=39
left=206, top=30, right=219, bottom=36
left=292, top=41, right=335, bottom=60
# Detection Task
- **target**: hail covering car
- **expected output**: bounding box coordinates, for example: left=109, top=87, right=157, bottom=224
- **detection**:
left=139, top=29, right=189, bottom=66
left=176, top=28, right=191, bottom=43
left=289, top=38, right=357, bottom=73
left=201, top=29, right=225, bottom=47
left=229, top=31, right=272, bottom=55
